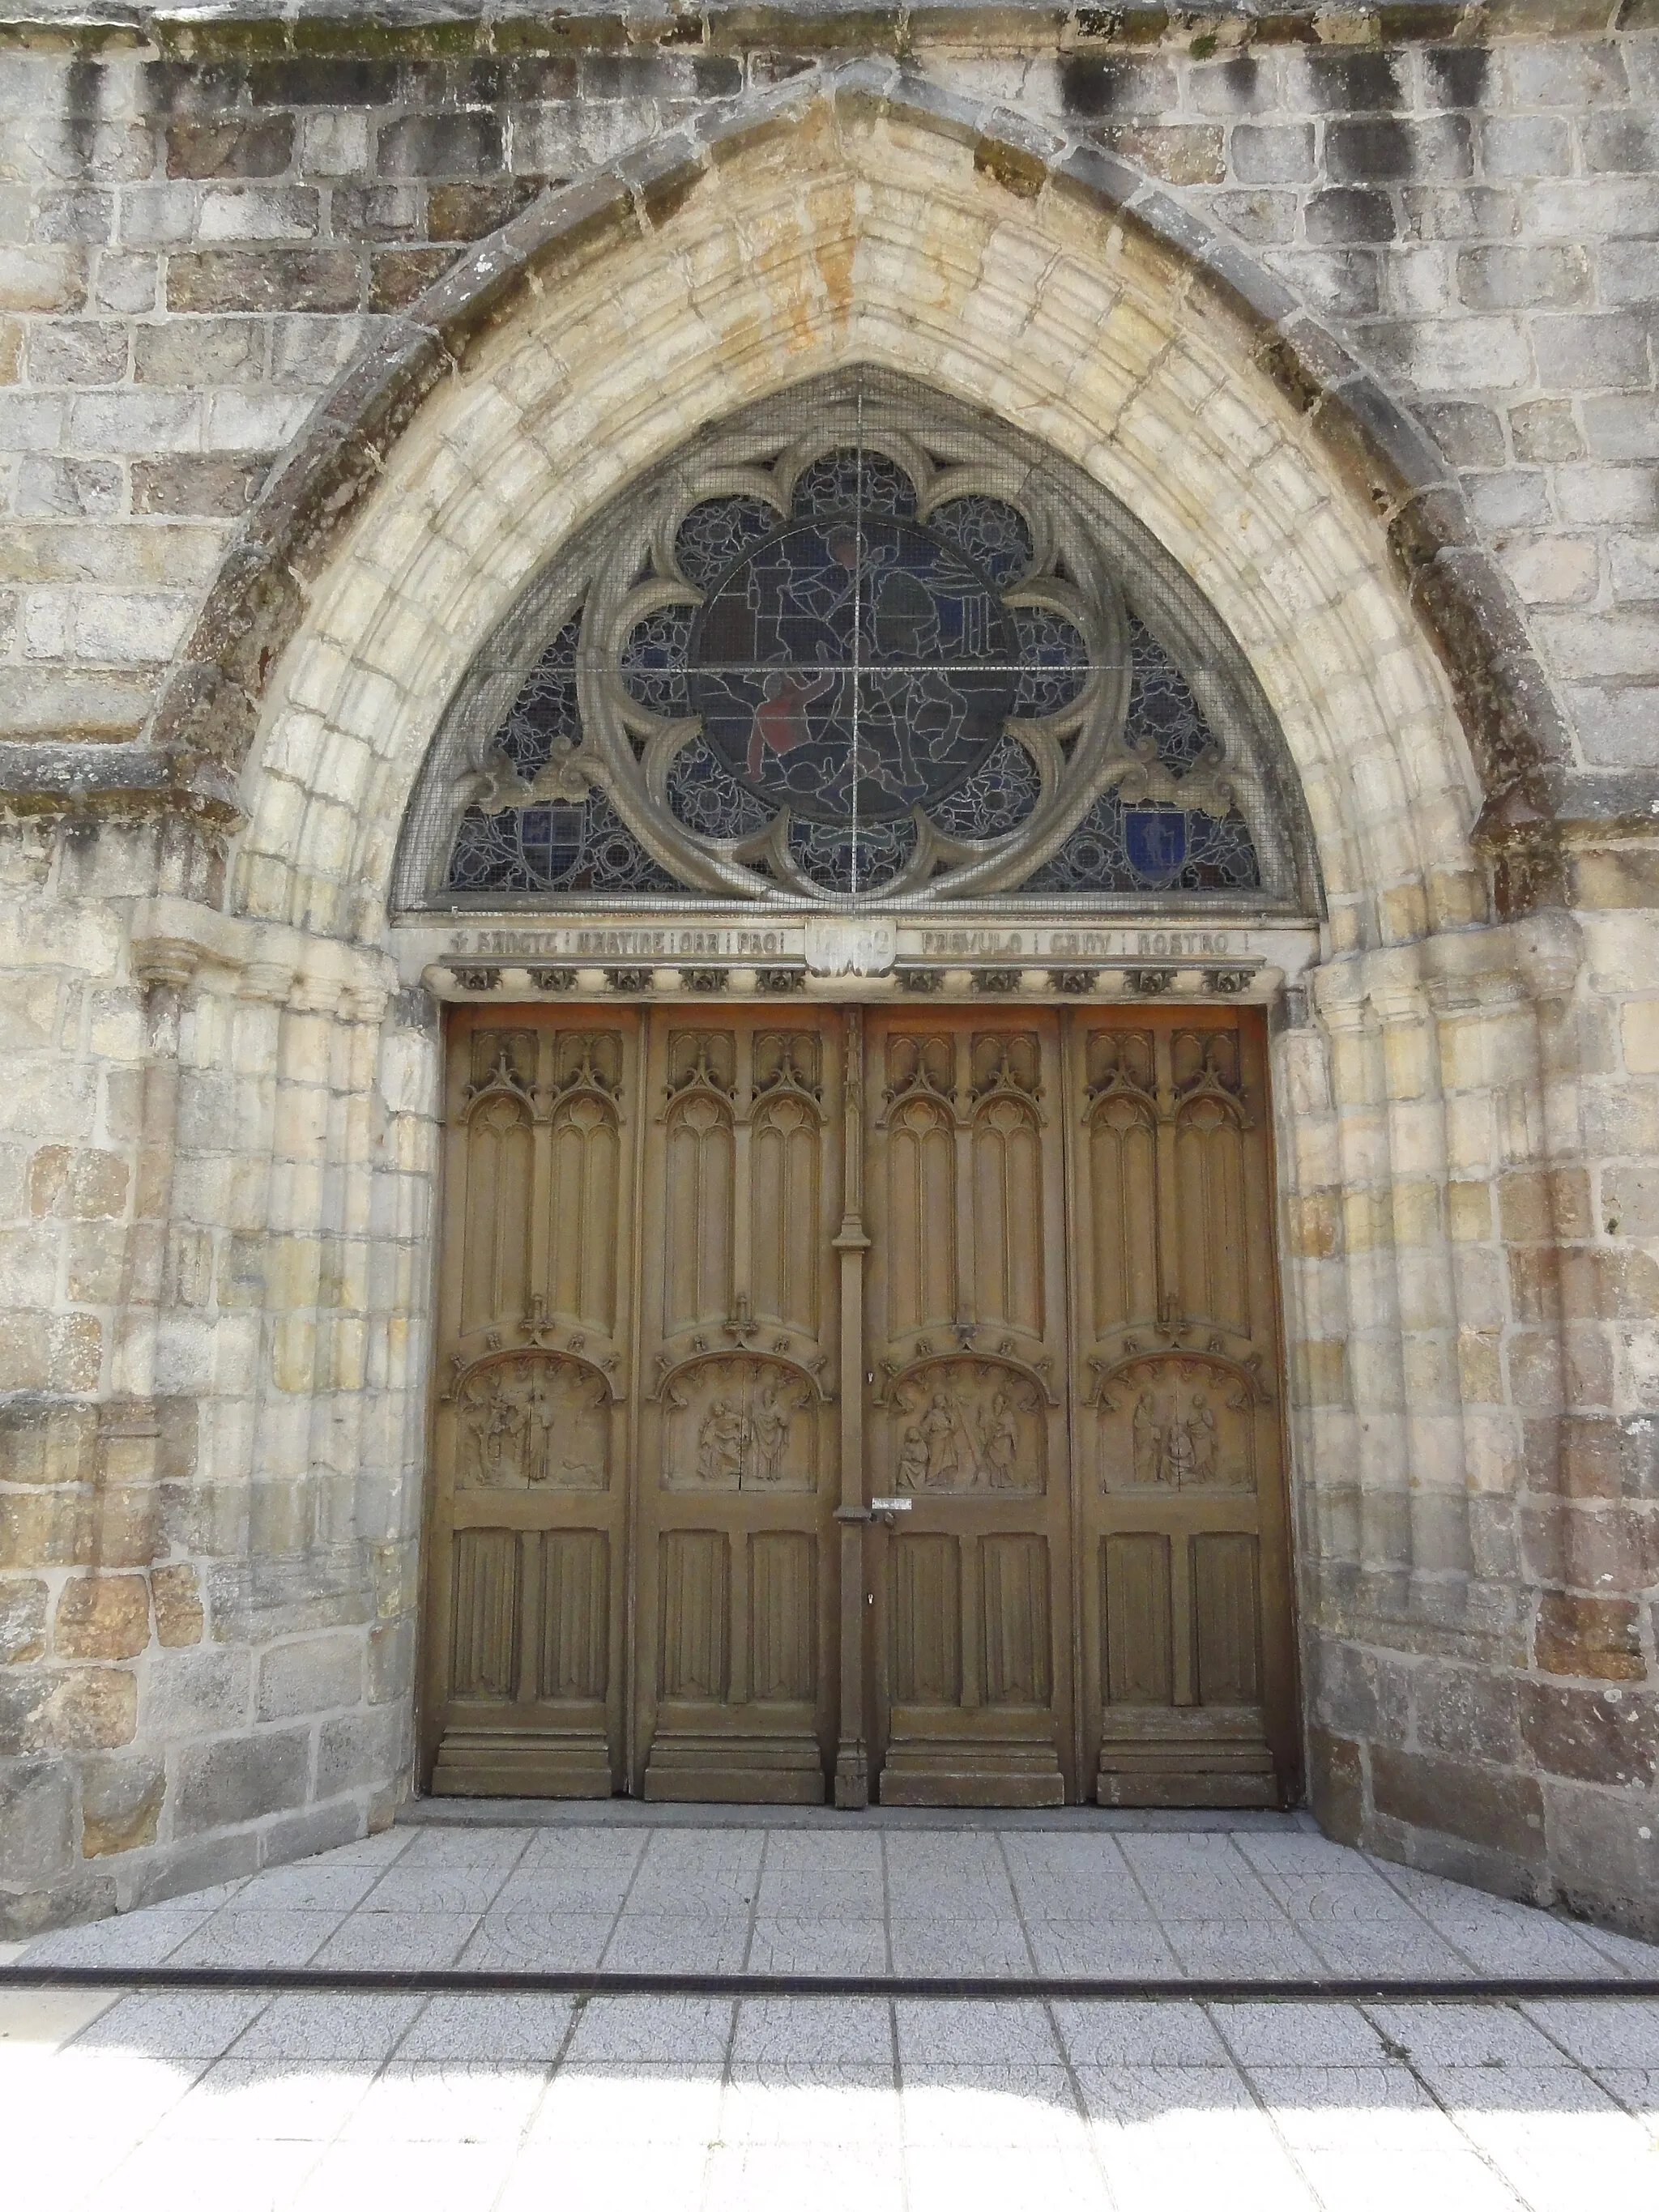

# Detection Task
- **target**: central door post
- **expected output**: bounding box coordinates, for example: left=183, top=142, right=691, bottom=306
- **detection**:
left=833, top=1006, right=872, bottom=1808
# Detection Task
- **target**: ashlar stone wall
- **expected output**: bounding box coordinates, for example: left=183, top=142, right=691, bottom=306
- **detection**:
left=1, top=0, right=1657, bottom=1940
left=2, top=4, right=1657, bottom=796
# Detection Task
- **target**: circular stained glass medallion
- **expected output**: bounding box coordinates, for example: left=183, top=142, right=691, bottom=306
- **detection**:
left=687, top=500, right=1021, bottom=827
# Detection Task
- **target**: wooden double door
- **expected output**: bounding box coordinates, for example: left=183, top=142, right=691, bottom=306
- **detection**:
left=421, top=1003, right=1297, bottom=1808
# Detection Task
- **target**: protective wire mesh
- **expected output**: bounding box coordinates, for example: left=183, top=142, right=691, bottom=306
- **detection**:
left=396, top=367, right=1311, bottom=914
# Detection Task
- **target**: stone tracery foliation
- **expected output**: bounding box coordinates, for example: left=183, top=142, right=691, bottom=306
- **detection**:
left=431, top=386, right=1275, bottom=906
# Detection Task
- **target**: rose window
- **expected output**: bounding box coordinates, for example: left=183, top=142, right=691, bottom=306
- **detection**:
left=397, top=373, right=1313, bottom=914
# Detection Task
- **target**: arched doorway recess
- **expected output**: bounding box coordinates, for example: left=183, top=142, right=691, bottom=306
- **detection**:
left=399, top=368, right=1317, bottom=1809
left=180, top=77, right=1572, bottom=1862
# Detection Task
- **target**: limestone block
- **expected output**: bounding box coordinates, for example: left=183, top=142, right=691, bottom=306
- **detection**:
left=0, top=1757, right=75, bottom=1890
left=255, top=1629, right=365, bottom=1721
left=1620, top=1001, right=1659, bottom=1078
left=1375, top=1743, right=1549, bottom=1867
left=28, top=1145, right=129, bottom=1221
left=315, top=1702, right=405, bottom=1799
left=79, top=1753, right=166, bottom=1856
left=53, top=1574, right=149, bottom=1660
left=140, top=1648, right=251, bottom=1740
left=173, top=1726, right=310, bottom=1835
left=151, top=1563, right=203, bottom=1647
left=49, top=1668, right=138, bottom=1752
left=0, top=1577, right=49, bottom=1664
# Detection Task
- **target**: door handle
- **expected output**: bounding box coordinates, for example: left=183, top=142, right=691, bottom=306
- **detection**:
left=834, top=1498, right=914, bottom=1528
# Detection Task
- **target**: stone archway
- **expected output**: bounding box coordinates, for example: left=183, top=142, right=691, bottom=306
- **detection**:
left=227, top=79, right=1493, bottom=951
left=19, top=66, right=1640, bottom=1935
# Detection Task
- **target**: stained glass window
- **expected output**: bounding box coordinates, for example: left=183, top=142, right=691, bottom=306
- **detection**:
left=447, top=788, right=677, bottom=896
left=1021, top=615, right=1263, bottom=896
left=399, top=369, right=1309, bottom=912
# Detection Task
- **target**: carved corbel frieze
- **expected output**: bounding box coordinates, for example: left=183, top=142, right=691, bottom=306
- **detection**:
left=649, top=1338, right=833, bottom=1407
left=876, top=1343, right=1059, bottom=1409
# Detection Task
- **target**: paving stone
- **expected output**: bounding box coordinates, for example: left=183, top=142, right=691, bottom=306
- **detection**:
left=1208, top=2001, right=1392, bottom=2065
left=730, top=1994, right=893, bottom=2065
left=564, top=1993, right=734, bottom=2064
left=167, top=1907, right=350, bottom=1967
left=457, top=1911, right=616, bottom=1970
left=527, top=2060, right=726, bottom=2142
left=232, top=1993, right=427, bottom=2062
left=893, top=1999, right=1061, bottom=2065
left=339, top=2058, right=549, bottom=2142
left=68, top=1991, right=269, bottom=2058
left=148, top=2054, right=378, bottom=2142
left=395, top=1991, right=574, bottom=2062
left=309, top=1907, right=480, bottom=1971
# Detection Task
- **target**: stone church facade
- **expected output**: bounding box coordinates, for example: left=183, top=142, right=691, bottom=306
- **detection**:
left=2, top=0, right=1657, bottom=1940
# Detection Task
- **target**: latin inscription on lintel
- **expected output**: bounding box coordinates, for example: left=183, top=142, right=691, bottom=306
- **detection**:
left=451, top=925, right=1257, bottom=964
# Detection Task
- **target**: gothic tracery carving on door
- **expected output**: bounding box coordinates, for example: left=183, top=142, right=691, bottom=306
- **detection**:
left=424, top=1002, right=1297, bottom=1813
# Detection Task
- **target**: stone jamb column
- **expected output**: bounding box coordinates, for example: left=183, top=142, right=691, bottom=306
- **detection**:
left=1315, top=963, right=1413, bottom=1613
left=113, top=934, right=203, bottom=1408
left=1368, top=958, right=1476, bottom=1609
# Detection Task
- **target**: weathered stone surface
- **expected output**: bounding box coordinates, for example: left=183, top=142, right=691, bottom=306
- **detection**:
left=0, top=1577, right=48, bottom=1663
left=1521, top=1681, right=1658, bottom=1788
left=53, top=1575, right=150, bottom=1661
left=1371, top=1746, right=1548, bottom=1865
left=28, top=1146, right=128, bottom=1221
left=1536, top=1591, right=1647, bottom=1681
left=255, top=1630, right=364, bottom=1720
left=173, top=1728, right=310, bottom=1835
left=151, top=1562, right=204, bottom=1646
left=79, top=1753, right=165, bottom=1856
left=49, top=1669, right=139, bottom=1753
left=0, top=1757, right=75, bottom=1890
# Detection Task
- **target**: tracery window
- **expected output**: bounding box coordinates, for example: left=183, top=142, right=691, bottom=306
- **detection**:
left=396, top=373, right=1316, bottom=913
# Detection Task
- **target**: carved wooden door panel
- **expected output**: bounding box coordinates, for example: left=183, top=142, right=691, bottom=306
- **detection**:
left=1069, top=1009, right=1296, bottom=1805
left=864, top=1011, right=1074, bottom=1805
left=424, top=1012, right=636, bottom=1796
left=632, top=1012, right=843, bottom=1801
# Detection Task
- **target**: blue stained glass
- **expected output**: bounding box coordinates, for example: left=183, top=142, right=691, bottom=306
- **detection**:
left=689, top=503, right=1020, bottom=826
left=1024, top=791, right=1260, bottom=894
left=441, top=433, right=1274, bottom=905
left=675, top=497, right=778, bottom=591
left=666, top=734, right=773, bottom=841
left=447, top=787, right=677, bottom=896
left=929, top=496, right=1034, bottom=586
left=492, top=617, right=580, bottom=777
left=928, top=731, right=1040, bottom=840
left=1123, top=806, right=1188, bottom=885
left=621, top=607, right=692, bottom=718
left=1125, top=614, right=1210, bottom=771
left=1012, top=606, right=1088, bottom=717
left=787, top=812, right=915, bottom=894
left=791, top=448, right=918, bottom=518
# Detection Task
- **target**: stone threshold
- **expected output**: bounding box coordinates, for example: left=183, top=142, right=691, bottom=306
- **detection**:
left=398, top=1795, right=1312, bottom=1831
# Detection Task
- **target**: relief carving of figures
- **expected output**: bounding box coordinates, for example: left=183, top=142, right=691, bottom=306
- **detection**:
left=697, top=1396, right=748, bottom=1486
left=1104, top=1357, right=1247, bottom=1494
left=891, top=1361, right=1043, bottom=1496
left=667, top=1356, right=812, bottom=1491
left=457, top=1353, right=609, bottom=1491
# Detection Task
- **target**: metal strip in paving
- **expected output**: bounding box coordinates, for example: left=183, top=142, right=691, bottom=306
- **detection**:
left=3, top=1964, right=1656, bottom=2001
